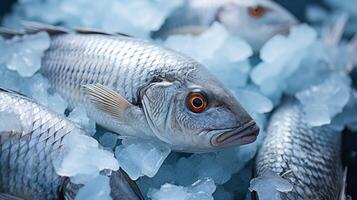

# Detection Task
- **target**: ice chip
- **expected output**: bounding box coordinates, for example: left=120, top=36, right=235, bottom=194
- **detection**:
left=332, top=90, right=357, bottom=131
left=75, top=175, right=112, bottom=200
left=98, top=132, right=119, bottom=149
left=47, top=93, right=68, bottom=115
left=148, top=178, right=216, bottom=200
left=233, top=88, right=273, bottom=114
left=296, top=73, right=351, bottom=126
left=249, top=170, right=293, bottom=200
left=5, top=32, right=50, bottom=77
left=115, top=138, right=171, bottom=180
left=68, top=105, right=96, bottom=135
left=52, top=133, right=119, bottom=184
left=251, top=24, right=318, bottom=100
left=164, top=22, right=252, bottom=89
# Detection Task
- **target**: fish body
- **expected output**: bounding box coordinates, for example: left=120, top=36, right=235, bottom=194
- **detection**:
left=0, top=88, right=143, bottom=200
left=154, top=0, right=298, bottom=50
left=256, top=99, right=344, bottom=199
left=35, top=26, right=259, bottom=153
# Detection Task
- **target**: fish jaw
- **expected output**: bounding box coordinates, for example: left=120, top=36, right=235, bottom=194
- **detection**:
left=210, top=120, right=260, bottom=147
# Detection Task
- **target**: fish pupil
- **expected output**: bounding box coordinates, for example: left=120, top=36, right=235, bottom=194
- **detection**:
left=193, top=98, right=203, bottom=107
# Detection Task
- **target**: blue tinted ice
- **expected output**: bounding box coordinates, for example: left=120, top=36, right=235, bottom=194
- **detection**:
left=148, top=178, right=216, bottom=200
left=115, top=138, right=171, bottom=180
left=52, top=133, right=119, bottom=184
left=249, top=170, right=293, bottom=200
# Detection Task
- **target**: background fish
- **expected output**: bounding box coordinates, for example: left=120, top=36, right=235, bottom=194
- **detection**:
left=0, top=88, right=143, bottom=200
left=153, top=0, right=298, bottom=50
left=255, top=99, right=344, bottom=199
left=11, top=24, right=261, bottom=153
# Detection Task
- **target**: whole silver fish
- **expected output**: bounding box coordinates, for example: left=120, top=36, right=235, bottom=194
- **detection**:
left=12, top=24, right=260, bottom=153
left=0, top=88, right=143, bottom=200
left=255, top=99, right=344, bottom=200
left=154, top=0, right=298, bottom=50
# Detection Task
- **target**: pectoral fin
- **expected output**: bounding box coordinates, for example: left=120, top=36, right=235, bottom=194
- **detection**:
left=339, top=167, right=348, bottom=200
left=0, top=193, right=24, bottom=200
left=82, top=84, right=133, bottom=122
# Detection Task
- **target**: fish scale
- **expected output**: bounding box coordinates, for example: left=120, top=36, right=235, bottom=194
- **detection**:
left=0, top=89, right=145, bottom=200
left=42, top=33, right=198, bottom=106
left=256, top=99, right=343, bottom=200
left=0, top=91, right=75, bottom=199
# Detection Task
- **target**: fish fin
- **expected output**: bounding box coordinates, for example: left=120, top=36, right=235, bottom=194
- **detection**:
left=339, top=167, right=348, bottom=200
left=0, top=27, right=25, bottom=39
left=0, top=87, right=33, bottom=101
left=82, top=84, right=132, bottom=122
left=322, top=12, right=349, bottom=46
left=75, top=27, right=131, bottom=37
left=61, top=178, right=81, bottom=200
left=0, top=193, right=25, bottom=200
left=110, top=169, right=145, bottom=200
left=21, top=20, right=72, bottom=34
left=22, top=21, right=131, bottom=37
left=1, top=21, right=132, bottom=38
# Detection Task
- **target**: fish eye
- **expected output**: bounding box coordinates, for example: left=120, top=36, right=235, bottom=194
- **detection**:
left=248, top=5, right=266, bottom=18
left=187, top=92, right=208, bottom=113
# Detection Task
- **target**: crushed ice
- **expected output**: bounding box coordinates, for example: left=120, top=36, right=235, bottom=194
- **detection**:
left=0, top=0, right=356, bottom=199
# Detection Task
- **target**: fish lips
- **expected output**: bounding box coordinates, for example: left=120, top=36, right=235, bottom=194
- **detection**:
left=211, top=121, right=260, bottom=147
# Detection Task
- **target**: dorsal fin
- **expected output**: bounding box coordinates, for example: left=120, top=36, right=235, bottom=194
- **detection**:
left=22, top=21, right=131, bottom=37
left=21, top=21, right=72, bottom=35
left=0, top=21, right=132, bottom=39
left=0, top=87, right=32, bottom=101
left=0, top=27, right=25, bottom=39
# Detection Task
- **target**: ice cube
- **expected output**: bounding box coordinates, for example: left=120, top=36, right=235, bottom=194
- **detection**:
left=296, top=73, right=351, bottom=126
left=233, top=87, right=273, bottom=114
left=5, top=0, right=183, bottom=38
left=5, top=32, right=50, bottom=77
left=249, top=170, right=293, bottom=200
left=251, top=25, right=318, bottom=100
left=98, top=132, right=119, bottom=149
left=75, top=175, right=112, bottom=200
left=164, top=22, right=252, bottom=89
left=331, top=90, right=357, bottom=131
left=115, top=138, right=171, bottom=180
left=68, top=105, right=96, bottom=135
left=52, top=133, right=119, bottom=184
left=47, top=93, right=68, bottom=115
left=148, top=178, right=216, bottom=200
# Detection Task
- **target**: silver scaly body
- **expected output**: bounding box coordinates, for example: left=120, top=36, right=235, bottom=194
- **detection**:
left=256, top=99, right=344, bottom=200
left=37, top=28, right=258, bottom=153
left=0, top=88, right=143, bottom=200
left=41, top=33, right=202, bottom=137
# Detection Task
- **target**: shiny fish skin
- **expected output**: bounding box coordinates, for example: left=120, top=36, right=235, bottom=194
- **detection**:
left=256, top=99, right=343, bottom=200
left=0, top=89, right=143, bottom=200
left=42, top=34, right=195, bottom=106
left=0, top=89, right=81, bottom=199
left=39, top=31, right=258, bottom=152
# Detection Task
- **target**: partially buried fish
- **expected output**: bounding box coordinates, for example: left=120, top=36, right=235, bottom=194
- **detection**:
left=153, top=0, right=299, bottom=50
left=0, top=23, right=259, bottom=153
left=255, top=99, right=345, bottom=199
left=0, top=88, right=143, bottom=200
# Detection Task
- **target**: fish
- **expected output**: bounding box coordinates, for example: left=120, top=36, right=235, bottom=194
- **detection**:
left=0, top=87, right=144, bottom=200
left=0, top=23, right=260, bottom=153
left=255, top=98, right=345, bottom=199
left=153, top=0, right=299, bottom=50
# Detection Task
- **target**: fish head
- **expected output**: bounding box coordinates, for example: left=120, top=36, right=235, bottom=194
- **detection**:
left=216, top=0, right=298, bottom=50
left=141, top=66, right=259, bottom=152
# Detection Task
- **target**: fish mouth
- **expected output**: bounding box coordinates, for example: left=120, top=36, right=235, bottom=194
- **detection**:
left=211, top=121, right=260, bottom=147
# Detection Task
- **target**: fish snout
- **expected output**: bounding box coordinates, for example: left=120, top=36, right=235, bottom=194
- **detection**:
left=211, top=121, right=260, bottom=147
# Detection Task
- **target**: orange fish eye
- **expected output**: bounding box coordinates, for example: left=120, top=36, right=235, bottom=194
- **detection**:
left=187, top=92, right=208, bottom=113
left=248, top=5, right=266, bottom=17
